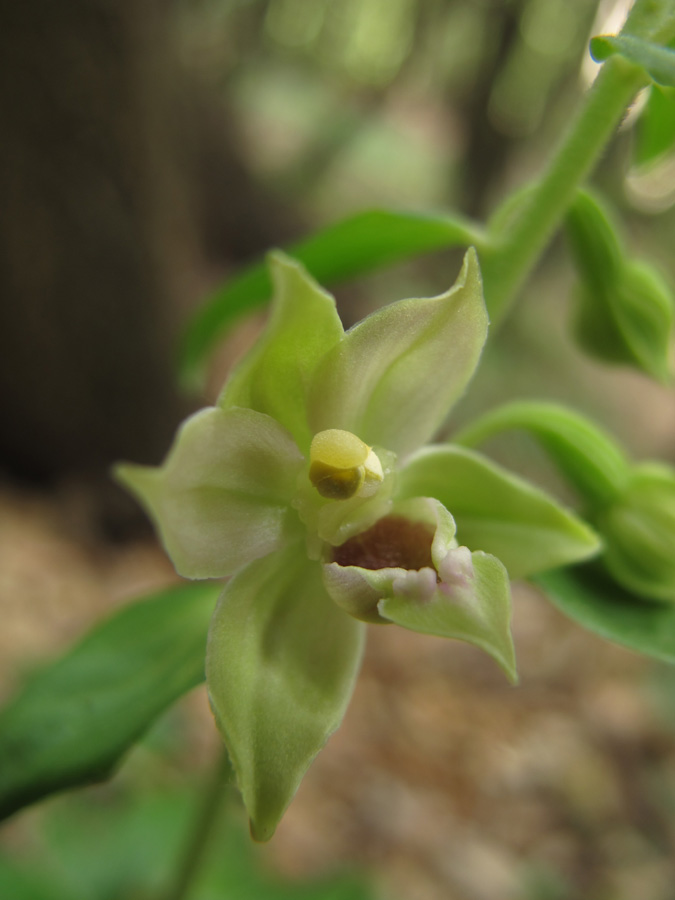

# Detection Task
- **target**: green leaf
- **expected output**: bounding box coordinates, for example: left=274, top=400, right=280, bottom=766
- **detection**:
left=0, top=856, right=74, bottom=900
left=0, top=581, right=220, bottom=821
left=453, top=401, right=631, bottom=508
left=591, top=34, right=675, bottom=86
left=179, top=209, right=485, bottom=390
left=39, top=788, right=199, bottom=898
left=636, top=84, right=675, bottom=165
left=379, top=551, right=517, bottom=682
left=206, top=545, right=365, bottom=842
left=4, top=781, right=377, bottom=900
left=397, top=445, right=600, bottom=579
left=566, top=190, right=674, bottom=381
left=219, top=253, right=344, bottom=453
left=115, top=406, right=304, bottom=579
left=308, top=249, right=488, bottom=458
left=537, top=567, right=675, bottom=664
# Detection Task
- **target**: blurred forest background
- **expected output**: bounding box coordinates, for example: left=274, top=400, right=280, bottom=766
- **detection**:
left=2, top=1, right=675, bottom=899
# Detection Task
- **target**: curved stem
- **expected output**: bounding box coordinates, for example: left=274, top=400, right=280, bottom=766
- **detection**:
left=165, top=748, right=234, bottom=900
left=482, top=55, right=647, bottom=323
left=453, top=400, right=630, bottom=507
left=480, top=0, right=675, bottom=324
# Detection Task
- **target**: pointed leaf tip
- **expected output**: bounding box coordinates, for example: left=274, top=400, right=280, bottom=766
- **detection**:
left=206, top=546, right=365, bottom=840
left=308, top=249, right=488, bottom=457
left=219, top=252, right=344, bottom=453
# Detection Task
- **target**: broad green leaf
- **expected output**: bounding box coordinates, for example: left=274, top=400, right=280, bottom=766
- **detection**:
left=115, top=406, right=304, bottom=579
left=0, top=581, right=219, bottom=821
left=206, top=544, right=365, bottom=841
left=179, top=209, right=485, bottom=390
left=40, top=788, right=201, bottom=899
left=0, top=857, right=73, bottom=900
left=597, top=462, right=675, bottom=603
left=636, top=84, right=675, bottom=165
left=397, top=445, right=600, bottom=579
left=566, top=190, right=674, bottom=381
left=308, top=249, right=488, bottom=457
left=591, top=34, right=675, bottom=86
left=379, top=551, right=516, bottom=682
left=537, top=567, right=675, bottom=664
left=219, top=253, right=344, bottom=453
left=453, top=401, right=630, bottom=507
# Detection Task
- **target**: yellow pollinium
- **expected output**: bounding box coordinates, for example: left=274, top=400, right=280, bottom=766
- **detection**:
left=309, top=429, right=384, bottom=500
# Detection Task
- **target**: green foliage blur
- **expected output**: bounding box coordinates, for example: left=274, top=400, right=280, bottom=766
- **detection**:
left=0, top=706, right=374, bottom=900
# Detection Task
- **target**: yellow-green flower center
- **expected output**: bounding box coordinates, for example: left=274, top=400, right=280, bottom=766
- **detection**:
left=309, top=429, right=384, bottom=500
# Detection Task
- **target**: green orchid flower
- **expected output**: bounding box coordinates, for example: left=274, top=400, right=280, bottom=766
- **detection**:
left=116, top=250, right=599, bottom=840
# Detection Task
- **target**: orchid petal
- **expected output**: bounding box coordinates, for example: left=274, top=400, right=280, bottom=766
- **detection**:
left=206, top=544, right=365, bottom=841
left=379, top=550, right=517, bottom=682
left=308, top=249, right=487, bottom=457
left=219, top=252, right=344, bottom=453
left=323, top=497, right=457, bottom=623
left=398, top=445, right=600, bottom=578
left=115, top=407, right=303, bottom=579
left=323, top=496, right=515, bottom=679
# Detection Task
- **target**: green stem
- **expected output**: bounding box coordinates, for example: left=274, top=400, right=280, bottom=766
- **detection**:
left=482, top=55, right=647, bottom=322
left=165, top=749, right=234, bottom=900
left=480, top=0, right=675, bottom=322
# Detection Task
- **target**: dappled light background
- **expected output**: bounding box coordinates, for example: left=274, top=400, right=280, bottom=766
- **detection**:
left=2, top=1, right=675, bottom=899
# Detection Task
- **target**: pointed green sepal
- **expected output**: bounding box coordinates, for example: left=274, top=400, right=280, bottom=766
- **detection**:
left=178, top=210, right=486, bottom=391
left=219, top=252, right=344, bottom=453
left=308, top=249, right=488, bottom=457
left=115, top=407, right=304, bottom=579
left=205, top=544, right=365, bottom=841
left=397, top=445, right=601, bottom=579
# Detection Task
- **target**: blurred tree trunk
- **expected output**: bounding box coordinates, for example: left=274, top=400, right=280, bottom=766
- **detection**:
left=0, top=0, right=188, bottom=481
left=0, top=0, right=298, bottom=487
left=455, top=0, right=523, bottom=218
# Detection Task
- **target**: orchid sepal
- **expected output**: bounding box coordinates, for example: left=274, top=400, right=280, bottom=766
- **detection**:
left=115, top=406, right=304, bottom=579
left=206, top=542, right=365, bottom=841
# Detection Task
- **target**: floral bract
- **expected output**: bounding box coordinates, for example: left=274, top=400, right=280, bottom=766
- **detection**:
left=117, top=250, right=599, bottom=840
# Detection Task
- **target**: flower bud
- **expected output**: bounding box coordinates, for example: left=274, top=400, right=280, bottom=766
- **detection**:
left=597, top=463, right=675, bottom=603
